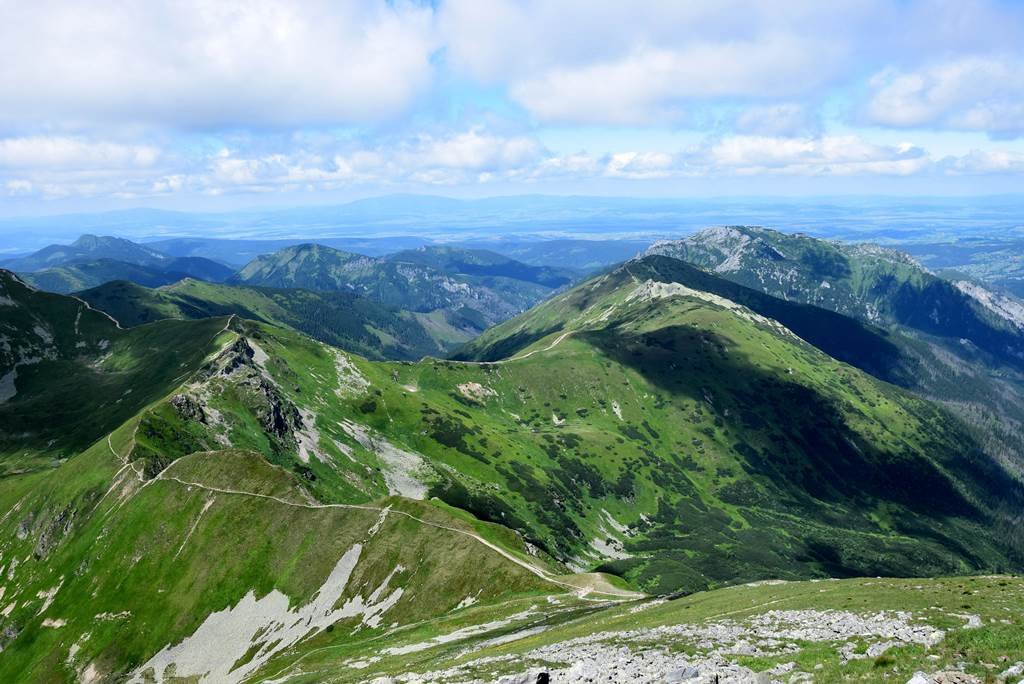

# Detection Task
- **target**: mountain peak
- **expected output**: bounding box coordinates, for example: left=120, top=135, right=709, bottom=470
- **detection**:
left=70, top=233, right=146, bottom=251
left=71, top=233, right=102, bottom=247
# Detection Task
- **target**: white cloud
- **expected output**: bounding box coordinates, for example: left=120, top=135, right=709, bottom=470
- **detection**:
left=940, top=149, right=1024, bottom=174
left=510, top=40, right=838, bottom=125
left=4, top=179, right=33, bottom=195
left=0, top=135, right=166, bottom=198
left=604, top=152, right=675, bottom=179
left=439, top=0, right=1024, bottom=134
left=151, top=175, right=185, bottom=193
left=186, top=128, right=547, bottom=193
left=534, top=154, right=602, bottom=177
left=703, top=135, right=929, bottom=176
left=0, top=0, right=437, bottom=128
left=441, top=0, right=867, bottom=125
left=0, top=136, right=159, bottom=169
left=7, top=126, right=1024, bottom=200
left=403, top=129, right=543, bottom=171
left=866, top=57, right=1024, bottom=137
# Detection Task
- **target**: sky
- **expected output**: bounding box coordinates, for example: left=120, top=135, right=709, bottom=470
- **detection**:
left=3, top=0, right=1024, bottom=215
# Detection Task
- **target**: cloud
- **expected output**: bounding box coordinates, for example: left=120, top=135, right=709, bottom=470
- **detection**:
left=439, top=0, right=1024, bottom=133
left=940, top=149, right=1024, bottom=174
left=404, top=129, right=543, bottom=171
left=703, top=135, right=929, bottom=176
left=441, top=0, right=867, bottom=125
left=0, top=135, right=166, bottom=198
left=604, top=152, right=675, bottom=179
left=0, top=136, right=159, bottom=169
left=511, top=40, right=843, bottom=125
left=5, top=180, right=33, bottom=195
left=0, top=0, right=437, bottom=128
left=6, top=130, right=1024, bottom=201
left=180, top=128, right=548, bottom=193
left=865, top=57, right=1024, bottom=138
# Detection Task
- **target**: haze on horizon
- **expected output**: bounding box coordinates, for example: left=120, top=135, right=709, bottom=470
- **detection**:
left=3, top=0, right=1024, bottom=218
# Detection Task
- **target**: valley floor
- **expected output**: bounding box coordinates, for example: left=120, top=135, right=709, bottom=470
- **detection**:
left=269, top=574, right=1024, bottom=684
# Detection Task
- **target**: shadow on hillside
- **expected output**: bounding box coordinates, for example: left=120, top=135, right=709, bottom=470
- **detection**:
left=577, top=322, right=1024, bottom=590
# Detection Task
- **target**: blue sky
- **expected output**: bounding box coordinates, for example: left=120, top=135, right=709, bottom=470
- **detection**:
left=3, top=0, right=1024, bottom=214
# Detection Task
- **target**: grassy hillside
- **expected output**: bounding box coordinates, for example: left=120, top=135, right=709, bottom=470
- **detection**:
left=18, top=256, right=233, bottom=294
left=76, top=279, right=472, bottom=360
left=0, top=284, right=612, bottom=681
left=0, top=438, right=560, bottom=682
left=648, top=227, right=1024, bottom=476
left=17, top=259, right=188, bottom=294
left=458, top=255, right=918, bottom=387
left=0, top=271, right=231, bottom=473
left=9, top=430, right=1019, bottom=682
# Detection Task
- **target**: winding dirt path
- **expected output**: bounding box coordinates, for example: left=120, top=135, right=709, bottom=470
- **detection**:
left=103, top=431, right=640, bottom=601
left=155, top=468, right=640, bottom=600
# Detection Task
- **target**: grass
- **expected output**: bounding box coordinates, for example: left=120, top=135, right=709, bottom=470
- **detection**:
left=0, top=446, right=555, bottom=682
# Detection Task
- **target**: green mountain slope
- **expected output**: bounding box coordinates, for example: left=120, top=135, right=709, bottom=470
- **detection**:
left=228, top=243, right=562, bottom=332
left=443, top=257, right=1021, bottom=586
left=458, top=255, right=918, bottom=387
left=76, top=268, right=1020, bottom=592
left=0, top=271, right=233, bottom=474
left=0, top=280, right=623, bottom=681
left=75, top=279, right=472, bottom=360
left=3, top=267, right=1024, bottom=680
left=0, top=437, right=563, bottom=682
left=647, top=227, right=1024, bottom=473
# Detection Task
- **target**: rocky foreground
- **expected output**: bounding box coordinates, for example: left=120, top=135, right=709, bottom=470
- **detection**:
left=365, top=603, right=1024, bottom=684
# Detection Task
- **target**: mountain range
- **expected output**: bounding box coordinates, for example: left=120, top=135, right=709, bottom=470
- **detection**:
left=2, top=225, right=1024, bottom=681
left=2, top=235, right=235, bottom=294
left=6, top=237, right=579, bottom=346
left=227, top=243, right=573, bottom=333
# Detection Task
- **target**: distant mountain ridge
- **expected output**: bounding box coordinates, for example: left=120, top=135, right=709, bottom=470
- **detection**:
left=149, top=235, right=651, bottom=271
left=5, top=234, right=235, bottom=294
left=6, top=236, right=578, bottom=356
left=2, top=233, right=169, bottom=271
left=229, top=243, right=571, bottom=333
left=385, top=245, right=576, bottom=288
